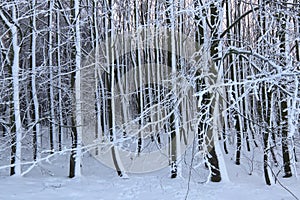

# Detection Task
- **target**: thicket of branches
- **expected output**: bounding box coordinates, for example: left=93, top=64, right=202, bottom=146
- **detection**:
left=0, top=0, right=299, bottom=185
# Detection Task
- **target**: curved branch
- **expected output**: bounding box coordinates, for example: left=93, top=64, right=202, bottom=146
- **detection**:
left=220, top=1, right=270, bottom=39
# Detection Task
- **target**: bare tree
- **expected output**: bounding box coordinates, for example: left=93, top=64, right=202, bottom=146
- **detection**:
left=69, top=0, right=83, bottom=178
left=0, top=3, right=22, bottom=176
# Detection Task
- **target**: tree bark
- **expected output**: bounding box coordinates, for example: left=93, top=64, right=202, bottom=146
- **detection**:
left=0, top=5, right=22, bottom=176
left=69, top=0, right=83, bottom=178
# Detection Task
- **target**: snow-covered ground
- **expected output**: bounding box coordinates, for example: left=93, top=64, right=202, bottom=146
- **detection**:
left=0, top=151, right=299, bottom=200
left=1, top=173, right=299, bottom=200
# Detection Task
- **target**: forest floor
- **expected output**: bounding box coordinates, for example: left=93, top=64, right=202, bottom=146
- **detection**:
left=0, top=149, right=300, bottom=200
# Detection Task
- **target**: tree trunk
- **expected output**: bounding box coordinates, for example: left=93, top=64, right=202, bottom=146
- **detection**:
left=48, top=0, right=56, bottom=153
left=277, top=0, right=292, bottom=178
left=165, top=0, right=179, bottom=179
left=0, top=5, right=22, bottom=176
left=56, top=8, right=63, bottom=152
left=31, top=0, right=41, bottom=161
left=207, top=0, right=221, bottom=182
left=69, top=0, right=82, bottom=178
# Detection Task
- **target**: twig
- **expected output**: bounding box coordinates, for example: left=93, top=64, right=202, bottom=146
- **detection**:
left=268, top=164, right=299, bottom=200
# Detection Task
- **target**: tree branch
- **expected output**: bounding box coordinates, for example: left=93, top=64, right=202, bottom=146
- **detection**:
left=220, top=1, right=271, bottom=39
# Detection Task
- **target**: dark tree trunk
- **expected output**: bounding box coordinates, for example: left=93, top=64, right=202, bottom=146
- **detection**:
left=69, top=0, right=78, bottom=178
left=8, top=49, right=16, bottom=176
left=277, top=0, right=292, bottom=178
left=165, top=0, right=177, bottom=179
left=10, top=107, right=16, bottom=176
left=263, top=131, right=271, bottom=185
left=281, top=100, right=292, bottom=178
left=207, top=1, right=221, bottom=182
left=69, top=122, right=77, bottom=178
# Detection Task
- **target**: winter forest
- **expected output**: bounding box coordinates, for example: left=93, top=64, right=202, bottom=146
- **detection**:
left=0, top=0, right=300, bottom=199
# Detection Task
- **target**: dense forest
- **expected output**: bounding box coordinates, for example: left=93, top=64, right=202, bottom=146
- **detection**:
left=0, top=0, right=299, bottom=186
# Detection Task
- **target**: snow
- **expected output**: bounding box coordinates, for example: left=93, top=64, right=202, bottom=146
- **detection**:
left=0, top=172, right=298, bottom=200
left=0, top=152, right=299, bottom=200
